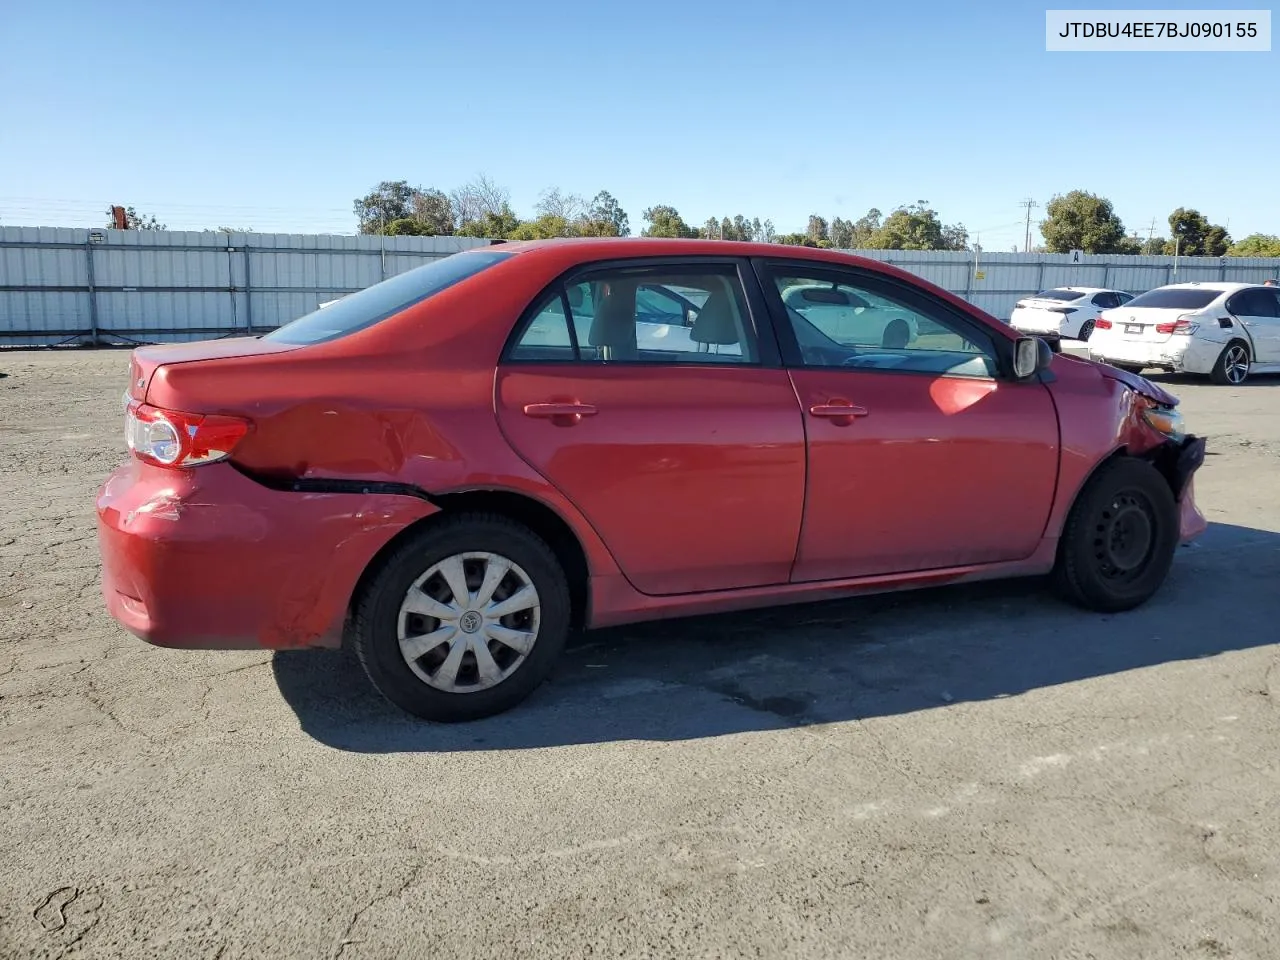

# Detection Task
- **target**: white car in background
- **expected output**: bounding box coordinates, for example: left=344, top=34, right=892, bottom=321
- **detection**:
left=1008, top=287, right=1135, bottom=341
left=1087, top=282, right=1280, bottom=385
left=779, top=282, right=920, bottom=348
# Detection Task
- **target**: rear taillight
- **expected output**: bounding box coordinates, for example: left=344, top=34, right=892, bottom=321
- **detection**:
left=125, top=401, right=251, bottom=468
left=1155, top=315, right=1198, bottom=335
left=1095, top=318, right=1113, bottom=330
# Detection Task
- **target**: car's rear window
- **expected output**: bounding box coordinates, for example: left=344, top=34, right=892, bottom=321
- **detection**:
left=1123, top=287, right=1222, bottom=310
left=265, top=250, right=511, bottom=345
left=1033, top=289, right=1086, bottom=301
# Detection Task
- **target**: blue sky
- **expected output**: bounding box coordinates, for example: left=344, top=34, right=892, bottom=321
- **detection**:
left=2, top=0, right=1275, bottom=250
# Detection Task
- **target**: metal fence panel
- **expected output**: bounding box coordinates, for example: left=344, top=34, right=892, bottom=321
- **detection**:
left=3, top=226, right=1278, bottom=346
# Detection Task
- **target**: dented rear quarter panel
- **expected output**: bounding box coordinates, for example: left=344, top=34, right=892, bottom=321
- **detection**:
left=97, top=460, right=439, bottom=649
left=140, top=251, right=627, bottom=583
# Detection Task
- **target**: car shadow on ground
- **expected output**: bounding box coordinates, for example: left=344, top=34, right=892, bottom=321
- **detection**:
left=272, top=521, right=1280, bottom=754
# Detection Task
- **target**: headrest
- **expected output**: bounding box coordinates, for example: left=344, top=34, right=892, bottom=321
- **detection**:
left=588, top=280, right=638, bottom=351
left=690, top=287, right=741, bottom=346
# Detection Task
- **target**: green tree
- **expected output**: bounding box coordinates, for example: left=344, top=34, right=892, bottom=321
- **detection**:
left=774, top=233, right=818, bottom=247
left=850, top=208, right=882, bottom=248
left=1040, top=190, right=1131, bottom=254
left=829, top=217, right=854, bottom=248
left=508, top=214, right=576, bottom=240
left=806, top=215, right=829, bottom=245
left=872, top=202, right=967, bottom=251
left=580, top=191, right=630, bottom=237
left=456, top=204, right=524, bottom=239
left=353, top=180, right=417, bottom=233
left=641, top=205, right=697, bottom=238
left=1228, top=233, right=1280, bottom=258
left=1165, top=207, right=1231, bottom=256
left=1141, top=236, right=1167, bottom=255
left=409, top=188, right=455, bottom=235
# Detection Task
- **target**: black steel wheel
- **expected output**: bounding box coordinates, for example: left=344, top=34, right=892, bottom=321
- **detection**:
left=1053, top=457, right=1179, bottom=612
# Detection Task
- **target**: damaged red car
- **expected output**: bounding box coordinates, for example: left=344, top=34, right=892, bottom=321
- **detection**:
left=96, top=239, right=1208, bottom=721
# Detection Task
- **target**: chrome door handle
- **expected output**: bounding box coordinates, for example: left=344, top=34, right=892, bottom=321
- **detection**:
left=522, top=402, right=598, bottom=425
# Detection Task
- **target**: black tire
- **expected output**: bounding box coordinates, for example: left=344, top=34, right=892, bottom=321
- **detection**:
left=352, top=512, right=572, bottom=722
left=1052, top=457, right=1179, bottom=613
left=1077, top=319, right=1095, bottom=341
left=1113, top=363, right=1145, bottom=374
left=882, top=319, right=910, bottom=349
left=1209, top=339, right=1250, bottom=385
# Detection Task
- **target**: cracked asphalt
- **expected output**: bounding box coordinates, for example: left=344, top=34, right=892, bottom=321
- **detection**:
left=2, top=350, right=1279, bottom=960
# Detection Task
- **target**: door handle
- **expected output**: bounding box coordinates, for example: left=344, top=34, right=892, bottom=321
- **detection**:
left=809, top=401, right=868, bottom=423
left=522, top=402, right=598, bottom=424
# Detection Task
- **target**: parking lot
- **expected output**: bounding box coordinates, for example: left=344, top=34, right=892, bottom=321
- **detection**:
left=1, top=348, right=1278, bottom=959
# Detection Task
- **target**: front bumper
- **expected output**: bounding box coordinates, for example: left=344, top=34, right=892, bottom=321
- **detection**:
left=1145, top=434, right=1208, bottom=543
left=96, top=460, right=437, bottom=650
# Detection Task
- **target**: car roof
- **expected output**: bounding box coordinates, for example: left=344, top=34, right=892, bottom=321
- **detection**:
left=488, top=236, right=868, bottom=260
left=1150, top=281, right=1260, bottom=292
left=1038, top=286, right=1111, bottom=294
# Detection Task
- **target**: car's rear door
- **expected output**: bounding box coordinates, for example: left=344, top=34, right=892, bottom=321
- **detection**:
left=753, top=257, right=1060, bottom=582
left=495, top=257, right=806, bottom=596
left=1226, top=288, right=1280, bottom=363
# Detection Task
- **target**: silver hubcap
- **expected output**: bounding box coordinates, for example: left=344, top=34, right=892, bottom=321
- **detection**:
left=397, top=552, right=541, bottom=693
left=1224, top=346, right=1249, bottom=384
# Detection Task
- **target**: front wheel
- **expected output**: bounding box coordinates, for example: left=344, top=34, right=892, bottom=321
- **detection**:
left=1210, top=340, right=1250, bottom=385
left=352, top=513, right=572, bottom=722
left=1052, top=457, right=1179, bottom=613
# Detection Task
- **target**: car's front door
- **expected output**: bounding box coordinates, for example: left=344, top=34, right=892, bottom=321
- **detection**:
left=1227, top=288, right=1280, bottom=363
left=495, top=259, right=807, bottom=596
left=754, top=259, right=1061, bottom=582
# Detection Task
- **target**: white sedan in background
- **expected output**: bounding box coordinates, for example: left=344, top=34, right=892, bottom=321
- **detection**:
left=1009, top=287, right=1135, bottom=341
left=1087, top=282, right=1280, bottom=385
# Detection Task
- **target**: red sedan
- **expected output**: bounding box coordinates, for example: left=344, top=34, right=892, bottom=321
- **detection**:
left=96, top=239, right=1208, bottom=721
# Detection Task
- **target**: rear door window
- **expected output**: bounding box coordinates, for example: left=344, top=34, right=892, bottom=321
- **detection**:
left=1228, top=289, right=1280, bottom=318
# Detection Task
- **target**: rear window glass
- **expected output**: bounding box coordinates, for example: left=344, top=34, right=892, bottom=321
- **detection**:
left=1123, top=288, right=1222, bottom=310
left=1033, top=289, right=1086, bottom=301
left=265, top=250, right=511, bottom=345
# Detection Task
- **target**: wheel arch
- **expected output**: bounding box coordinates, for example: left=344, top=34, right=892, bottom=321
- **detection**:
left=346, top=488, right=593, bottom=636
left=1054, top=440, right=1187, bottom=542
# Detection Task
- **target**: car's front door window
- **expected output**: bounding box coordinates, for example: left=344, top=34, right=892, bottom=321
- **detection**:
left=766, top=268, right=999, bottom=378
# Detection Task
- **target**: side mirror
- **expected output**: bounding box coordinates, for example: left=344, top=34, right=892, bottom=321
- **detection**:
left=1013, top=336, right=1053, bottom=379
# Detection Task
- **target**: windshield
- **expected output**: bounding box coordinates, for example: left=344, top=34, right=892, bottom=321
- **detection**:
left=265, top=250, right=511, bottom=345
left=1031, top=289, right=1086, bottom=302
left=1123, top=287, right=1222, bottom=310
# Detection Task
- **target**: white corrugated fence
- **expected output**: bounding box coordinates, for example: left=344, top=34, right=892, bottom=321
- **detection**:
left=1, top=226, right=1277, bottom=347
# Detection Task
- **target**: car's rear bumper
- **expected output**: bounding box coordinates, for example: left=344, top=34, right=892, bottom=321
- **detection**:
left=96, top=460, right=437, bottom=650
left=1088, top=334, right=1220, bottom=374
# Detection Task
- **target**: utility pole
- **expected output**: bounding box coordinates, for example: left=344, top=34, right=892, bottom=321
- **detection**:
left=1019, top=198, right=1039, bottom=252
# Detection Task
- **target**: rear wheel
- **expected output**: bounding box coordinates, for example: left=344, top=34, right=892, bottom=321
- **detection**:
left=1210, top=340, right=1250, bottom=385
left=352, top=513, right=572, bottom=721
left=1077, top=319, right=1095, bottom=341
left=1053, top=457, right=1178, bottom=613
